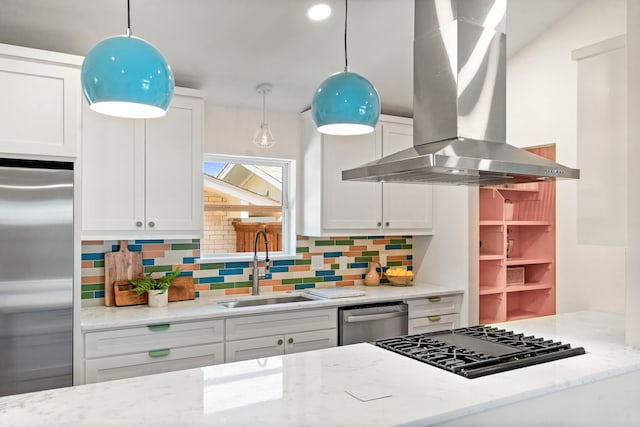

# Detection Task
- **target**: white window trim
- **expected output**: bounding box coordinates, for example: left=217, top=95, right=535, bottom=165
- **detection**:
left=200, top=153, right=297, bottom=262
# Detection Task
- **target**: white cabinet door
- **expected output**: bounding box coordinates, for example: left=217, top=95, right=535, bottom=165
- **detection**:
left=145, top=95, right=203, bottom=234
left=284, top=329, right=337, bottom=354
left=381, top=122, right=434, bottom=233
left=81, top=90, right=204, bottom=239
left=322, top=132, right=381, bottom=230
left=0, top=51, right=80, bottom=159
left=224, top=309, right=338, bottom=362
left=225, top=336, right=285, bottom=362
left=301, top=111, right=435, bottom=236
left=226, top=330, right=337, bottom=362
left=81, top=102, right=145, bottom=233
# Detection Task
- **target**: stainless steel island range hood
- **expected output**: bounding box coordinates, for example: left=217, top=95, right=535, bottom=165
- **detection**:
left=342, top=0, right=579, bottom=185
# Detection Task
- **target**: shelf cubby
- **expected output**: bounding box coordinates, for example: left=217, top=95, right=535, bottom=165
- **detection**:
left=479, top=293, right=506, bottom=324
left=478, top=145, right=557, bottom=322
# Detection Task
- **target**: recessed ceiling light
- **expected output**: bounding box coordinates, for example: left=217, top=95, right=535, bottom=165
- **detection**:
left=308, top=4, right=332, bottom=21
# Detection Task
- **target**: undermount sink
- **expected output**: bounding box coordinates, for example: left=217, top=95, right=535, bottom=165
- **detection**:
left=219, top=295, right=315, bottom=308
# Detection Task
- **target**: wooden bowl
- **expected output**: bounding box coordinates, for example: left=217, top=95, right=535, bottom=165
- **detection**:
left=385, top=274, right=413, bottom=286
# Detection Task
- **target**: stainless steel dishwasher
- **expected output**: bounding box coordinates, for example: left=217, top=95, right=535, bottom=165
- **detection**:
left=338, top=301, right=408, bottom=345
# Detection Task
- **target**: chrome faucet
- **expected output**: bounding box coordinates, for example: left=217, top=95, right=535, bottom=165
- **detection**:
left=252, top=229, right=270, bottom=296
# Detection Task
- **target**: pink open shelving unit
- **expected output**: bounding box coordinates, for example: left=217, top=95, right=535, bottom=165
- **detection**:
left=478, top=146, right=557, bottom=324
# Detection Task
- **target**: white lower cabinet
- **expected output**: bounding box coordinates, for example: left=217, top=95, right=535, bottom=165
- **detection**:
left=407, top=293, right=463, bottom=334
left=83, top=319, right=224, bottom=384
left=225, top=309, right=337, bottom=363
left=225, top=330, right=336, bottom=362
left=85, top=343, right=224, bottom=383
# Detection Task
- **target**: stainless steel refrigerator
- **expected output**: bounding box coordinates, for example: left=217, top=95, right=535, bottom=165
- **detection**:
left=0, top=158, right=74, bottom=396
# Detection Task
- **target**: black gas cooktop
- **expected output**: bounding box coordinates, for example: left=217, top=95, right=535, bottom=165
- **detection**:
left=375, top=326, right=586, bottom=379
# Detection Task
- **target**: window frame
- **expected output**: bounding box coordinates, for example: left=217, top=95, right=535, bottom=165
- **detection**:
left=199, top=153, right=297, bottom=262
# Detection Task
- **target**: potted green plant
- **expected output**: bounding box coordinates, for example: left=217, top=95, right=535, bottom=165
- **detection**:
left=130, top=268, right=181, bottom=307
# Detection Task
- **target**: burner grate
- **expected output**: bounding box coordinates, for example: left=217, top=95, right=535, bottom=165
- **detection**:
left=376, top=326, right=586, bottom=378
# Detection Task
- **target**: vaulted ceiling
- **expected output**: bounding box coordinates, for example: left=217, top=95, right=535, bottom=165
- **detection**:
left=0, top=0, right=582, bottom=116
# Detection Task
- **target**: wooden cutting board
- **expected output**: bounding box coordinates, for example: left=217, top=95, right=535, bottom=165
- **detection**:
left=104, top=240, right=144, bottom=306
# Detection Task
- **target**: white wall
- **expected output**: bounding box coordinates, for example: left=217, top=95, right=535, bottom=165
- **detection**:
left=506, top=0, right=627, bottom=314
left=626, top=1, right=640, bottom=345
left=203, top=105, right=303, bottom=231
left=414, top=186, right=476, bottom=327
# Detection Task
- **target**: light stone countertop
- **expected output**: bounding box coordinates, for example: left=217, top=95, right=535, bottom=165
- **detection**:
left=81, top=283, right=463, bottom=330
left=2, top=311, right=639, bottom=426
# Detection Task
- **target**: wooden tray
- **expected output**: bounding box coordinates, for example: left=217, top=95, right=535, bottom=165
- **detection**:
left=113, top=276, right=196, bottom=307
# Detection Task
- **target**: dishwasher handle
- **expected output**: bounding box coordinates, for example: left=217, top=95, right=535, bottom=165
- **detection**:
left=345, top=311, right=407, bottom=323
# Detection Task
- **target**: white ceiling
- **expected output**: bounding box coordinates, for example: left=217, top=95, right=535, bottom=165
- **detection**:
left=0, top=0, right=582, bottom=116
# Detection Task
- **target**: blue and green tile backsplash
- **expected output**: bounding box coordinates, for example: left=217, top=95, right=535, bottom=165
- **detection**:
left=81, top=235, right=413, bottom=304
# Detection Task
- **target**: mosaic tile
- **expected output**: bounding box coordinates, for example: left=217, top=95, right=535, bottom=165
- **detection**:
left=200, top=263, right=225, bottom=270
left=323, top=251, right=343, bottom=258
left=81, top=235, right=413, bottom=303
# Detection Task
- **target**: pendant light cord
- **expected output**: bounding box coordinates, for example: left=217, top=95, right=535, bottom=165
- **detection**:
left=262, top=90, right=266, bottom=126
left=126, top=0, right=132, bottom=36
left=344, top=0, right=349, bottom=71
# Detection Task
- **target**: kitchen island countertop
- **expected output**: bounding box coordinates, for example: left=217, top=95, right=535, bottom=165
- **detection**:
left=2, top=311, right=640, bottom=426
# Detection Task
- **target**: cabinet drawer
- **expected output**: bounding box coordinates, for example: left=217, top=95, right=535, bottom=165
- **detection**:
left=225, top=309, right=337, bottom=341
left=85, top=342, right=224, bottom=384
left=407, top=294, right=462, bottom=318
left=85, top=319, right=224, bottom=358
left=408, top=313, right=459, bottom=334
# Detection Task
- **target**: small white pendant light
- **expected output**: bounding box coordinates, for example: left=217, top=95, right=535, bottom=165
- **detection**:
left=253, top=83, right=277, bottom=148
left=311, top=0, right=380, bottom=135
left=81, top=0, right=174, bottom=119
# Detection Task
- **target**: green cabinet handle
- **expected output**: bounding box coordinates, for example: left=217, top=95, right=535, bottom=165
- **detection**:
left=428, top=296, right=441, bottom=303
left=277, top=339, right=283, bottom=346
left=288, top=338, right=294, bottom=344
left=148, top=349, right=170, bottom=358
left=427, top=315, right=441, bottom=322
left=148, top=324, right=171, bottom=332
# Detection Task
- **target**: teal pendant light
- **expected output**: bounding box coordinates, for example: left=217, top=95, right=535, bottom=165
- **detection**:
left=81, top=0, right=174, bottom=119
left=311, top=0, right=380, bottom=135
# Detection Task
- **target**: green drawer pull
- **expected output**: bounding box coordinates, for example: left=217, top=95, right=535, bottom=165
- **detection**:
left=288, top=338, right=294, bottom=344
left=148, top=349, right=170, bottom=358
left=277, top=339, right=283, bottom=346
left=148, top=324, right=171, bottom=332
left=427, top=315, right=441, bottom=322
left=428, top=296, right=442, bottom=303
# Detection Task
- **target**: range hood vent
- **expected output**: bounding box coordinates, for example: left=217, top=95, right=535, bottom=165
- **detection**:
left=342, top=0, right=579, bottom=185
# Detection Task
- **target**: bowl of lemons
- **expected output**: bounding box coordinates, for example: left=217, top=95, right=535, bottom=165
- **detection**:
left=384, top=267, right=414, bottom=286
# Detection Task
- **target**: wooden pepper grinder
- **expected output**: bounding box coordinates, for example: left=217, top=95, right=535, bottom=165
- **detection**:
left=364, top=261, right=382, bottom=286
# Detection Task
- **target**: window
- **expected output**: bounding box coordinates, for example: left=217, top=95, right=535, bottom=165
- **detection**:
left=201, top=154, right=296, bottom=260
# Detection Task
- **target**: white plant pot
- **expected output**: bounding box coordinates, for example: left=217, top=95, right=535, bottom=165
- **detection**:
left=148, top=289, right=168, bottom=307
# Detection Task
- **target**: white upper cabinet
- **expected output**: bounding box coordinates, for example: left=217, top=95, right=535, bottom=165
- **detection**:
left=379, top=122, right=434, bottom=232
left=0, top=44, right=82, bottom=159
left=82, top=88, right=204, bottom=239
left=301, top=112, right=434, bottom=236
